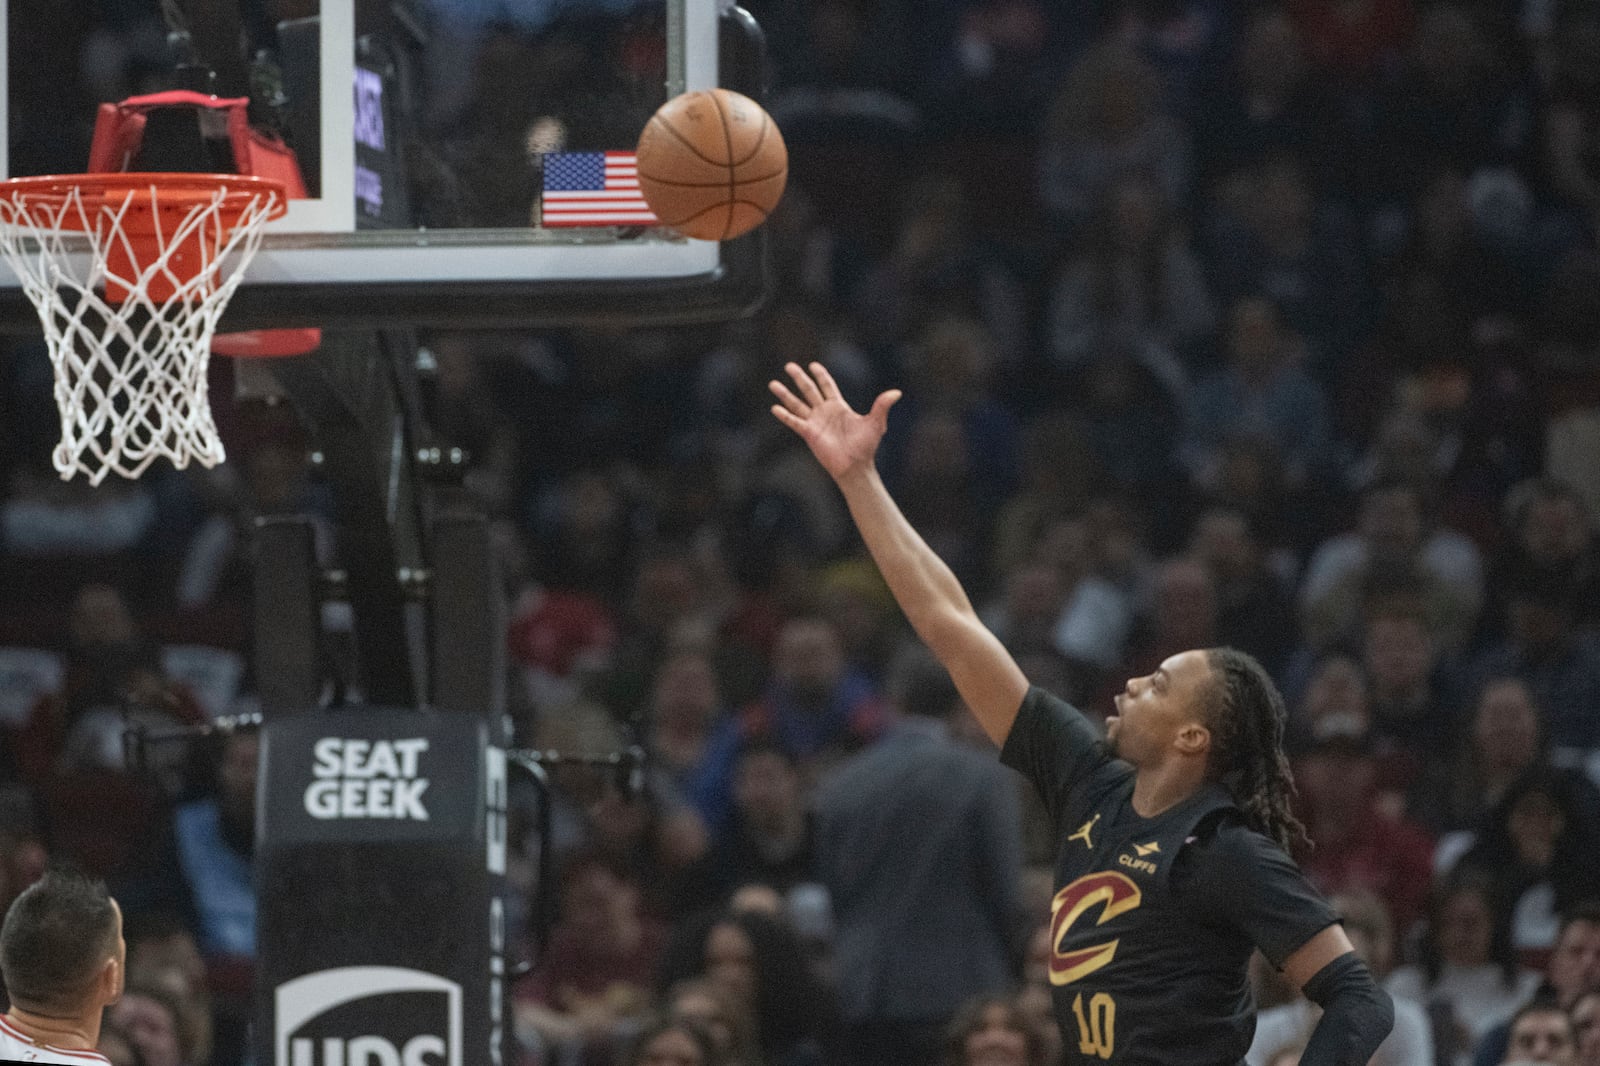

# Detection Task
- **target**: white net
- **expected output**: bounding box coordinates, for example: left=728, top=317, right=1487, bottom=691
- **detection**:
left=0, top=178, right=281, bottom=484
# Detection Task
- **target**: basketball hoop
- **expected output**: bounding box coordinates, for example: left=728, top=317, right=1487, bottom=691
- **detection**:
left=0, top=172, right=286, bottom=484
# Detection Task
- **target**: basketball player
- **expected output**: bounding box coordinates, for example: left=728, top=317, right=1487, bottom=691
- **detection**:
left=0, top=870, right=122, bottom=1064
left=769, top=363, right=1393, bottom=1064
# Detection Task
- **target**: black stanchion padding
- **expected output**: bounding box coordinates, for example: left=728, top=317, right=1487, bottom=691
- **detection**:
left=256, top=708, right=510, bottom=1066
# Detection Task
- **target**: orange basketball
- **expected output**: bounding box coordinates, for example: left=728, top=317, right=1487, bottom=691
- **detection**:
left=635, top=89, right=787, bottom=241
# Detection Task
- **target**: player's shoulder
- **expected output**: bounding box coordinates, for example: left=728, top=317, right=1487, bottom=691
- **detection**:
left=1178, top=811, right=1293, bottom=877
left=0, top=1017, right=110, bottom=1065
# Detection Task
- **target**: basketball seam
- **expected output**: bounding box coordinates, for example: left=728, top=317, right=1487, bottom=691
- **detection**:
left=732, top=111, right=771, bottom=168
left=709, top=91, right=737, bottom=241
left=662, top=199, right=771, bottom=229
left=640, top=170, right=786, bottom=188
left=649, top=111, right=726, bottom=168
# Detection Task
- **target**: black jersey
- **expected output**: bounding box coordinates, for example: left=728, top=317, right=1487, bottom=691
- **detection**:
left=1002, top=687, right=1337, bottom=1066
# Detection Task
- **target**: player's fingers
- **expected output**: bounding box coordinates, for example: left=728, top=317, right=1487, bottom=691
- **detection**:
left=770, top=404, right=807, bottom=434
left=786, top=361, right=825, bottom=407
left=811, top=361, right=843, bottom=403
left=869, top=389, right=902, bottom=426
left=769, top=379, right=809, bottom=417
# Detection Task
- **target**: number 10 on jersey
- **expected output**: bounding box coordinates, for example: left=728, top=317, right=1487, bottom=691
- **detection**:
left=1072, top=992, right=1116, bottom=1059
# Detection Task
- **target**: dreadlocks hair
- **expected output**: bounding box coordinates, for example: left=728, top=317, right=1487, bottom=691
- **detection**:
left=1201, top=648, right=1310, bottom=853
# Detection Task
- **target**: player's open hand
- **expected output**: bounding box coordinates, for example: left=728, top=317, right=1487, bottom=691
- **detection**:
left=769, top=362, right=901, bottom=482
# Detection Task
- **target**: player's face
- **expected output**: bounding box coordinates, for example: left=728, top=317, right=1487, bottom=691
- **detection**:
left=1109, top=650, right=1212, bottom=765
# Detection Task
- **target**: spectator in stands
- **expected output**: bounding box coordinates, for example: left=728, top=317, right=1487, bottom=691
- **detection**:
left=816, top=559, right=900, bottom=684
left=1573, top=989, right=1600, bottom=1066
left=583, top=771, right=710, bottom=923
left=1247, top=890, right=1434, bottom=1065
left=1105, top=0, right=1233, bottom=118
left=1408, top=678, right=1596, bottom=846
left=1458, top=775, right=1600, bottom=962
left=1360, top=603, right=1457, bottom=762
left=516, top=851, right=667, bottom=1065
left=646, top=649, right=726, bottom=808
left=1473, top=907, right=1600, bottom=1066
left=1011, top=921, right=1060, bottom=1063
left=1292, top=721, right=1435, bottom=934
left=622, top=1015, right=725, bottom=1066
left=695, top=616, right=887, bottom=834
left=96, top=1020, right=140, bottom=1066
left=877, top=316, right=1021, bottom=546
left=1471, top=569, right=1600, bottom=753
left=12, top=584, right=199, bottom=794
left=1195, top=6, right=1343, bottom=191
left=703, top=739, right=816, bottom=899
left=107, top=982, right=186, bottom=1066
left=812, top=654, right=1024, bottom=1066
left=169, top=732, right=256, bottom=964
left=121, top=913, right=211, bottom=1066
left=1045, top=173, right=1215, bottom=373
left=988, top=415, right=1100, bottom=578
left=1286, top=0, right=1415, bottom=92
left=1300, top=479, right=1483, bottom=653
left=1203, top=156, right=1373, bottom=367
left=1121, top=556, right=1220, bottom=675
left=850, top=173, right=1028, bottom=360
left=937, top=993, right=1044, bottom=1066
left=1367, top=4, right=1528, bottom=208
left=665, top=977, right=761, bottom=1066
left=1498, top=996, right=1577, bottom=1066
left=1541, top=7, right=1600, bottom=243
left=1493, top=479, right=1600, bottom=633
left=1291, top=654, right=1370, bottom=739
left=0, top=789, right=49, bottom=924
left=507, top=575, right=618, bottom=714
left=1181, top=296, right=1335, bottom=493
left=657, top=907, right=837, bottom=1066
left=1091, top=349, right=1198, bottom=505
left=1386, top=870, right=1542, bottom=1065
left=1186, top=507, right=1298, bottom=678
left=1037, top=42, right=1191, bottom=231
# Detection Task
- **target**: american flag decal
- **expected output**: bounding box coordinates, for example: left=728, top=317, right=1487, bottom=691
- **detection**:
left=540, top=151, right=659, bottom=227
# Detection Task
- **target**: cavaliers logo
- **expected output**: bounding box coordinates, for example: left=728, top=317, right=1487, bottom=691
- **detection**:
left=1048, top=871, right=1143, bottom=986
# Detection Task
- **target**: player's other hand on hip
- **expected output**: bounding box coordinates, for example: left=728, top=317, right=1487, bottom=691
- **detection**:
left=769, top=361, right=900, bottom=483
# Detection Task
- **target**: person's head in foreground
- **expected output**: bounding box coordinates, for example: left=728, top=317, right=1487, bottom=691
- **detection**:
left=625, top=1015, right=725, bottom=1066
left=1503, top=996, right=1578, bottom=1066
left=939, top=994, right=1044, bottom=1066
left=1110, top=647, right=1305, bottom=850
left=0, top=868, right=125, bottom=1048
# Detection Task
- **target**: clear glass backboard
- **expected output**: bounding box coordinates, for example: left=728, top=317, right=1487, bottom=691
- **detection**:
left=0, top=0, right=768, bottom=327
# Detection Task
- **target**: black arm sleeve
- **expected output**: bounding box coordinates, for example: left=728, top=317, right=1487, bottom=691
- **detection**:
left=1298, top=952, right=1394, bottom=1066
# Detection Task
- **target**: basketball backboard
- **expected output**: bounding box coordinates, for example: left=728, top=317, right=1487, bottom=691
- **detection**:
left=0, top=0, right=768, bottom=328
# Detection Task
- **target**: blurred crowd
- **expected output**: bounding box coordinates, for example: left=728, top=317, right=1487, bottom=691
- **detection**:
left=4, top=1, right=1600, bottom=1065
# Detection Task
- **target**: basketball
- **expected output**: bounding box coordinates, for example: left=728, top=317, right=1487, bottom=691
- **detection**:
left=635, top=88, right=788, bottom=241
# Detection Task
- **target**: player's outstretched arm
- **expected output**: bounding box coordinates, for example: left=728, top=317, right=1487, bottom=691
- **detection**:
left=770, top=362, right=1029, bottom=746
